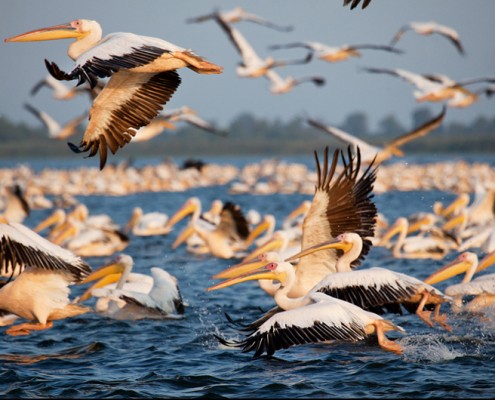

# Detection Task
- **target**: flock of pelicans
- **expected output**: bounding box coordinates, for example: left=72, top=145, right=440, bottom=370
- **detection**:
left=0, top=2, right=494, bottom=359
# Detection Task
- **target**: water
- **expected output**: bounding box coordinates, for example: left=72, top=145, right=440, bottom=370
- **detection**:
left=1, top=154, right=494, bottom=398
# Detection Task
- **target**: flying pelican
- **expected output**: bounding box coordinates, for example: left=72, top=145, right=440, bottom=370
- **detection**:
left=166, top=199, right=250, bottom=259
left=130, top=115, right=177, bottom=143
left=265, top=69, right=326, bottom=94
left=5, top=19, right=223, bottom=169
left=307, top=106, right=446, bottom=164
left=124, top=206, right=172, bottom=236
left=424, top=251, right=495, bottom=314
left=161, top=106, right=228, bottom=137
left=77, top=254, right=185, bottom=320
left=363, top=67, right=495, bottom=105
left=186, top=6, right=294, bottom=32
left=269, top=41, right=402, bottom=63
left=1, top=184, right=30, bottom=224
left=214, top=145, right=378, bottom=297
left=30, top=73, right=104, bottom=101
left=0, top=221, right=91, bottom=335
left=209, top=258, right=405, bottom=357
left=24, top=102, right=87, bottom=141
left=343, top=0, right=372, bottom=10
left=212, top=14, right=312, bottom=79
left=390, top=21, right=465, bottom=55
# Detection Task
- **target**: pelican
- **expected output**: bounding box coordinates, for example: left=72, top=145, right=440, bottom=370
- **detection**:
left=243, top=214, right=277, bottom=249
left=160, top=106, right=228, bottom=137
left=363, top=67, right=495, bottom=105
left=209, top=258, right=405, bottom=357
left=24, top=102, right=87, bottom=140
left=214, top=145, right=378, bottom=297
left=379, top=217, right=457, bottom=260
left=0, top=221, right=91, bottom=335
left=269, top=41, right=402, bottom=63
left=77, top=254, right=185, bottom=320
left=424, top=251, right=495, bottom=314
left=130, top=114, right=177, bottom=143
left=212, top=14, right=311, bottom=79
left=265, top=69, right=326, bottom=94
left=187, top=6, right=294, bottom=32
left=5, top=19, right=223, bottom=169
left=343, top=0, right=372, bottom=9
left=30, top=73, right=104, bottom=101
left=166, top=198, right=250, bottom=259
left=307, top=106, right=446, bottom=164
left=390, top=21, right=465, bottom=55
left=0, top=184, right=30, bottom=224
left=124, top=206, right=172, bottom=236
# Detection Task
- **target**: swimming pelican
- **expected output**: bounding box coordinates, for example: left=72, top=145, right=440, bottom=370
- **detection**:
left=1, top=184, right=30, bottom=224
left=0, top=221, right=91, bottom=335
left=124, top=206, right=172, bottom=236
left=424, top=251, right=495, bottom=314
left=307, top=106, right=446, bottom=164
left=390, top=21, right=465, bottom=55
left=77, top=254, right=185, bottom=320
left=187, top=6, right=294, bottom=32
left=212, top=14, right=311, bottom=79
left=24, top=102, right=87, bottom=141
left=214, top=145, right=378, bottom=297
left=209, top=258, right=405, bottom=357
left=5, top=19, right=223, bottom=169
left=343, top=0, right=372, bottom=9
left=269, top=41, right=402, bottom=63
left=363, top=67, right=495, bottom=105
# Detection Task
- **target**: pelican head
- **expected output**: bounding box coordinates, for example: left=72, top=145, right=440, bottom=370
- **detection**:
left=207, top=252, right=287, bottom=292
left=423, top=252, right=478, bottom=285
left=5, top=19, right=100, bottom=43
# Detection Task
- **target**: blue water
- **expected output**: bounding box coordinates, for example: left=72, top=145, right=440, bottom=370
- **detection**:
left=1, top=154, right=494, bottom=399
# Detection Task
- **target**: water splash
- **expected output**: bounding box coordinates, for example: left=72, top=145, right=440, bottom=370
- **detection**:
left=400, top=334, right=465, bottom=363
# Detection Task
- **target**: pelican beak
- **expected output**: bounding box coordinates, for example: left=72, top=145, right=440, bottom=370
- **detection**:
left=441, top=195, right=469, bottom=218
left=33, top=211, right=62, bottom=233
left=284, top=237, right=352, bottom=262
left=423, top=257, right=473, bottom=285
left=407, top=216, right=430, bottom=234
left=242, top=235, right=285, bottom=262
left=213, top=257, right=267, bottom=280
left=78, top=272, right=122, bottom=302
left=51, top=223, right=77, bottom=245
left=284, top=201, right=309, bottom=223
left=207, top=261, right=284, bottom=292
left=124, top=211, right=140, bottom=234
left=378, top=222, right=402, bottom=246
left=77, top=260, right=126, bottom=301
left=477, top=250, right=495, bottom=273
left=5, top=22, right=81, bottom=43
left=164, top=201, right=197, bottom=230
left=442, top=213, right=465, bottom=231
left=172, top=225, right=195, bottom=249
left=243, top=219, right=271, bottom=248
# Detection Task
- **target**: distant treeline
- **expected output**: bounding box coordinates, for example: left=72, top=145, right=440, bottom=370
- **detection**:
left=0, top=106, right=494, bottom=158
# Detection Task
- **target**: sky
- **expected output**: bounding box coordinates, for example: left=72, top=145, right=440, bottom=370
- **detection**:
left=1, top=0, right=494, bottom=133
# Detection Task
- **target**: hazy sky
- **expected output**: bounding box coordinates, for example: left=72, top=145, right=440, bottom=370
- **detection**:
left=1, top=0, right=494, bottom=132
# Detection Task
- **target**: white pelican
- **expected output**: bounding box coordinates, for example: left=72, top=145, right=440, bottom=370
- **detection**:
left=166, top=198, right=250, bottom=259
left=24, top=102, right=87, bottom=141
left=124, top=206, right=172, bottom=237
left=307, top=106, right=446, bottom=164
left=269, top=41, right=402, bottom=63
left=390, top=21, right=465, bottom=55
left=243, top=214, right=277, bottom=249
left=265, top=69, right=326, bottom=95
left=209, top=258, right=405, bottom=357
left=363, top=67, right=495, bottom=105
left=424, top=251, right=495, bottom=314
left=187, top=6, right=294, bottom=32
left=160, top=106, right=228, bottom=137
left=30, top=73, right=104, bottom=101
left=129, top=115, right=177, bottom=143
left=379, top=217, right=457, bottom=260
left=343, top=0, right=372, bottom=10
left=214, top=145, right=379, bottom=297
left=77, top=254, right=185, bottom=320
left=1, top=184, right=30, bottom=224
left=0, top=221, right=91, bottom=335
left=5, top=19, right=223, bottom=169
left=212, top=14, right=311, bottom=79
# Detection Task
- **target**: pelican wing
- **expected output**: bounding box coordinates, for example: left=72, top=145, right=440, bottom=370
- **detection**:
left=386, top=105, right=446, bottom=149
left=217, top=202, right=250, bottom=242
left=364, top=67, right=438, bottom=92
left=218, top=297, right=369, bottom=357
left=343, top=0, right=372, bottom=9
left=301, top=146, right=378, bottom=270
left=69, top=69, right=181, bottom=169
left=0, top=222, right=91, bottom=281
